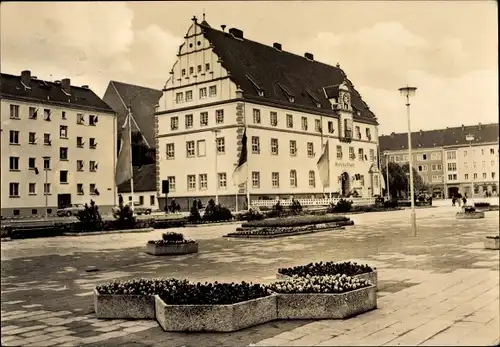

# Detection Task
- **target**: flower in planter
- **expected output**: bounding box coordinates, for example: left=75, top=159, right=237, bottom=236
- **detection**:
left=268, top=274, right=369, bottom=294
left=278, top=261, right=374, bottom=277
left=147, top=239, right=196, bottom=245
left=96, top=278, right=189, bottom=296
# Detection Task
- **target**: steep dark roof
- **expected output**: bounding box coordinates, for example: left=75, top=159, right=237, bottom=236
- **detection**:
left=199, top=23, right=377, bottom=124
left=117, top=164, right=157, bottom=193
left=103, top=81, right=162, bottom=147
left=379, top=123, right=499, bottom=152
left=0, top=73, right=113, bottom=113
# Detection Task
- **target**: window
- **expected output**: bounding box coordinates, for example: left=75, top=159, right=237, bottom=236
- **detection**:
left=9, top=183, right=19, bottom=197
left=186, top=141, right=195, bottom=157
left=29, top=183, right=36, bottom=195
left=308, top=170, right=315, bottom=188
left=395, top=156, right=400, bottom=162
left=272, top=172, right=280, bottom=188
left=136, top=196, right=143, bottom=205
left=349, top=147, right=355, bottom=160
left=209, top=86, right=217, bottom=97
left=199, top=174, right=208, bottom=190
left=200, top=112, right=208, bottom=126
left=307, top=142, right=314, bottom=157
left=197, top=65, right=202, bottom=73
left=28, top=157, right=36, bottom=170
left=76, top=137, right=84, bottom=148
left=192, top=140, right=205, bottom=158
left=77, top=184, right=84, bottom=195
left=216, top=137, right=225, bottom=154
left=10, top=104, right=20, bottom=119
left=175, top=92, right=183, bottom=103
left=337, top=145, right=343, bottom=160
left=431, top=152, right=442, bottom=160
left=290, top=170, right=297, bottom=188
left=77, top=160, right=84, bottom=171
left=315, top=119, right=321, bottom=133
left=43, top=157, right=51, bottom=170
left=422, top=154, right=427, bottom=160
left=355, top=126, right=361, bottom=139
left=89, top=184, right=96, bottom=195
left=44, top=133, right=51, bottom=146
left=370, top=149, right=375, bottom=162
left=166, top=143, right=175, bottom=159
left=473, top=161, right=477, bottom=168
left=44, top=183, right=51, bottom=194
left=473, top=173, right=478, bottom=179
left=270, top=112, right=278, bottom=126
left=199, top=87, right=207, bottom=99
left=253, top=109, right=261, bottom=124
left=29, top=132, right=36, bottom=144
left=464, top=173, right=469, bottom=180
left=252, top=172, right=260, bottom=188
left=185, top=114, right=193, bottom=128
left=181, top=68, right=186, bottom=76
left=9, top=157, right=19, bottom=171
left=29, top=107, right=38, bottom=119
left=60, top=147, right=68, bottom=160
left=250, top=136, right=260, bottom=154
left=62, top=111, right=67, bottom=120
left=448, top=174, right=457, bottom=181
left=390, top=156, right=394, bottom=162
left=60, top=125, right=68, bottom=138
left=328, top=121, right=334, bottom=134
left=89, top=161, right=97, bottom=172
left=482, top=160, right=486, bottom=167
left=491, top=148, right=495, bottom=155
left=216, top=109, right=224, bottom=124
left=187, top=175, right=196, bottom=190
left=9, top=130, right=19, bottom=145
left=301, top=117, right=308, bottom=131
left=287, top=114, right=293, bottom=128
left=43, top=109, right=52, bottom=121
left=463, top=150, right=468, bottom=157
left=432, top=164, right=437, bottom=171
left=189, top=67, right=194, bottom=75
left=168, top=117, right=179, bottom=131
left=150, top=195, right=155, bottom=206
left=447, top=163, right=457, bottom=171
left=185, top=90, right=193, bottom=102
left=271, top=138, right=279, bottom=155
left=366, top=128, right=372, bottom=140
left=89, top=115, right=98, bottom=126
left=168, top=176, right=176, bottom=192
left=416, top=154, right=422, bottom=161
left=218, top=173, right=227, bottom=188
left=482, top=173, right=487, bottom=179
left=432, top=175, right=442, bottom=183
left=358, top=148, right=364, bottom=161
left=491, top=160, right=496, bottom=167
left=446, top=151, right=457, bottom=160
left=481, top=149, right=485, bottom=155
left=464, top=162, right=469, bottom=168
left=77, top=113, right=84, bottom=124
left=423, top=165, right=428, bottom=172
left=59, top=170, right=68, bottom=184
left=289, top=140, right=297, bottom=156
left=205, top=63, right=210, bottom=71
left=89, top=138, right=97, bottom=149
left=492, top=172, right=496, bottom=179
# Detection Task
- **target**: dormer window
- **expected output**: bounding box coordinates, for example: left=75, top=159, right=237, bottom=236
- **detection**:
left=289, top=96, right=295, bottom=103
left=246, top=74, right=264, bottom=97
left=181, top=69, right=186, bottom=76
left=258, top=90, right=264, bottom=97
left=278, top=83, right=295, bottom=103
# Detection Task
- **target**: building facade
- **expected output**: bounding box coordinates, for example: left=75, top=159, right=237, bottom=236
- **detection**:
left=156, top=17, right=382, bottom=211
left=117, top=164, right=158, bottom=210
left=379, top=123, right=499, bottom=199
left=1, top=71, right=117, bottom=217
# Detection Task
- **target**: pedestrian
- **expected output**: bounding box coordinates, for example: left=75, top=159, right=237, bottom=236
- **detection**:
left=462, top=194, right=467, bottom=207
left=452, top=196, right=456, bottom=206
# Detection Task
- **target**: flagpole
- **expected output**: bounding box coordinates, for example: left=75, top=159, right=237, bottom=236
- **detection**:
left=320, top=115, right=325, bottom=200
left=328, top=135, right=332, bottom=199
left=245, top=111, right=250, bottom=210
left=128, top=106, right=135, bottom=211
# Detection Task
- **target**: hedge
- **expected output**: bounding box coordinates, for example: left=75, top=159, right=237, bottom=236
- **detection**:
left=241, top=215, right=349, bottom=228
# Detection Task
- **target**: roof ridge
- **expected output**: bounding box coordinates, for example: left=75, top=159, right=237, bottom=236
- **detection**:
left=381, top=123, right=499, bottom=137
left=111, top=80, right=162, bottom=93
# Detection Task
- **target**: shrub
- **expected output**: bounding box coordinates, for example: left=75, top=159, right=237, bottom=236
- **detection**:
left=268, top=274, right=370, bottom=294
left=266, top=201, right=283, bottom=218
left=188, top=200, right=201, bottom=223
left=375, top=196, right=385, bottom=207
left=203, top=199, right=233, bottom=222
left=76, top=200, right=103, bottom=232
left=112, top=201, right=136, bottom=230
left=290, top=199, right=303, bottom=215
left=383, top=200, right=398, bottom=208
left=162, top=232, right=184, bottom=242
left=240, top=207, right=265, bottom=221
left=278, top=261, right=374, bottom=277
left=242, top=215, right=349, bottom=228
left=333, top=199, right=353, bottom=213
left=474, top=202, right=491, bottom=208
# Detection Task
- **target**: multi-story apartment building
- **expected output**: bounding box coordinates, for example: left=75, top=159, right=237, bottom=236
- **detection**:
left=155, top=17, right=382, bottom=210
left=0, top=71, right=116, bottom=217
left=379, top=123, right=499, bottom=198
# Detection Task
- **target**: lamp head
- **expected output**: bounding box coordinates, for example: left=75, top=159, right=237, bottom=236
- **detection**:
left=398, top=86, right=417, bottom=97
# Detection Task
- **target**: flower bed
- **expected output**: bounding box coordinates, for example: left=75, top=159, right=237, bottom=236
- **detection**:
left=241, top=215, right=350, bottom=228
left=277, top=261, right=377, bottom=288
left=456, top=211, right=485, bottom=219
left=268, top=275, right=376, bottom=319
left=224, top=223, right=350, bottom=239
left=94, top=278, right=188, bottom=319
left=484, top=236, right=500, bottom=250
left=146, top=232, right=198, bottom=256
left=155, top=281, right=276, bottom=332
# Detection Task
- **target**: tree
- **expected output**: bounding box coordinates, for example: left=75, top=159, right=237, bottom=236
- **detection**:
left=382, top=162, right=426, bottom=198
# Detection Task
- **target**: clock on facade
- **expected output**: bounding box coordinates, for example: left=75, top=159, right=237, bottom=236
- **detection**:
left=343, top=93, right=350, bottom=105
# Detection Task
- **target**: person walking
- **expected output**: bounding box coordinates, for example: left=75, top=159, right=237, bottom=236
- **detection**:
left=462, top=194, right=467, bottom=207
left=452, top=195, right=456, bottom=206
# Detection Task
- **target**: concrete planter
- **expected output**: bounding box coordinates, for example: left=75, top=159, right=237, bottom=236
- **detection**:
left=276, top=271, right=378, bottom=290
left=154, top=294, right=277, bottom=332
left=94, top=288, right=155, bottom=319
left=456, top=211, right=485, bottom=219
left=224, top=226, right=345, bottom=239
left=484, top=237, right=500, bottom=250
left=146, top=242, right=198, bottom=256
left=274, top=284, right=377, bottom=320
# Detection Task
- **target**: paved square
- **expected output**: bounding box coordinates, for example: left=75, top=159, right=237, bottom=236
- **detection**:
left=1, top=206, right=499, bottom=346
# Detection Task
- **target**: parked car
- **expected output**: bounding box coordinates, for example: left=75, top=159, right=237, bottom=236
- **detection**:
left=134, top=206, right=152, bottom=215
left=56, top=204, right=85, bottom=217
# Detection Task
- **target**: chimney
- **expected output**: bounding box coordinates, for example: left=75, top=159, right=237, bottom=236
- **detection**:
left=478, top=122, right=482, bottom=130
left=61, top=78, right=71, bottom=95
left=461, top=124, right=465, bottom=131
left=81, top=85, right=89, bottom=89
left=304, top=52, right=314, bottom=60
left=221, top=24, right=226, bottom=32
left=21, top=70, right=31, bottom=88
left=273, top=42, right=282, bottom=51
left=228, top=28, right=244, bottom=39
left=391, top=132, right=395, bottom=137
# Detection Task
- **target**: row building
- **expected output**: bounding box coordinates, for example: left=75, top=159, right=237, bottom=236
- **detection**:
left=0, top=71, right=117, bottom=217
left=155, top=16, right=383, bottom=210
left=379, top=123, right=499, bottom=199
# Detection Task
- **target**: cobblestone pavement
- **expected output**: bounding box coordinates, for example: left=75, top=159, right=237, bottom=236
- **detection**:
left=1, top=206, right=499, bottom=346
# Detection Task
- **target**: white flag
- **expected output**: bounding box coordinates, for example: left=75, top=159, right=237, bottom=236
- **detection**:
left=115, top=114, right=133, bottom=186
left=316, top=140, right=330, bottom=188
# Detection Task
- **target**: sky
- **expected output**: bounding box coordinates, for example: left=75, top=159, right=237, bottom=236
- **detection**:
left=1, top=1, right=497, bottom=135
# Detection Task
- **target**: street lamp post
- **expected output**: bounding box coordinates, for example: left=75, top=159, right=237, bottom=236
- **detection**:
left=399, top=85, right=417, bottom=236
left=385, top=152, right=390, bottom=200
left=212, top=129, right=221, bottom=205
left=465, top=134, right=475, bottom=202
